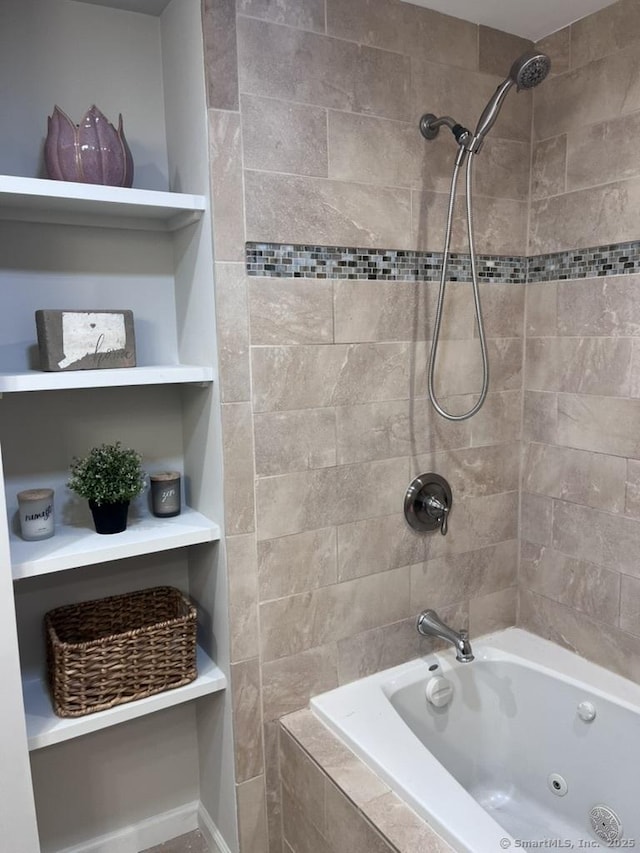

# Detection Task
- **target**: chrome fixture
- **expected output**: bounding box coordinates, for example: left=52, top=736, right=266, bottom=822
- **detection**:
left=404, top=473, right=451, bottom=535
left=417, top=609, right=474, bottom=663
left=471, top=52, right=551, bottom=152
left=419, top=50, right=551, bottom=422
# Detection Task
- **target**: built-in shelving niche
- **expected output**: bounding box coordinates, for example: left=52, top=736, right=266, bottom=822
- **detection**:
left=0, top=0, right=236, bottom=850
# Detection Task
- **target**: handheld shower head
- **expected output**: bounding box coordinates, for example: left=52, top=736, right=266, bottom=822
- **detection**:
left=472, top=50, right=550, bottom=148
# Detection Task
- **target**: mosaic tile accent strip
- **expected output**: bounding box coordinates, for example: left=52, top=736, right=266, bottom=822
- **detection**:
left=246, top=243, right=526, bottom=283
left=246, top=240, right=640, bottom=284
left=527, top=241, right=640, bottom=283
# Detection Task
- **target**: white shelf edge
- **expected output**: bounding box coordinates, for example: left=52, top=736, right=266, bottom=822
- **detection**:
left=11, top=507, right=221, bottom=580
left=0, top=175, right=206, bottom=232
left=0, top=364, right=214, bottom=393
left=24, top=645, right=226, bottom=751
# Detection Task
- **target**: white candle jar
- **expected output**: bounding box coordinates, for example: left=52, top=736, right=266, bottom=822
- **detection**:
left=17, top=488, right=55, bottom=541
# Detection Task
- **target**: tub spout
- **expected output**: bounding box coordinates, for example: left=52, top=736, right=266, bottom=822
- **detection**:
left=416, top=609, right=474, bottom=662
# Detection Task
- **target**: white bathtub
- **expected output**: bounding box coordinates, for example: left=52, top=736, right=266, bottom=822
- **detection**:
left=311, top=628, right=640, bottom=852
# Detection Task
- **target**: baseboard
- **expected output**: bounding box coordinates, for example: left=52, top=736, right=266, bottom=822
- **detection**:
left=55, top=800, right=200, bottom=853
left=197, top=803, right=233, bottom=853
left=52, top=799, right=232, bottom=853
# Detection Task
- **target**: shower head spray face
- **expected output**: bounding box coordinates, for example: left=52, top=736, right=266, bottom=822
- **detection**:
left=510, top=51, right=551, bottom=90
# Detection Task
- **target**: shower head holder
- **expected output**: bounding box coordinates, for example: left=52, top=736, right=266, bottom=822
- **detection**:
left=419, top=114, right=471, bottom=147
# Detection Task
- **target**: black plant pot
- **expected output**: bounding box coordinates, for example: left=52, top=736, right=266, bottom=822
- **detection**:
left=89, top=500, right=130, bottom=534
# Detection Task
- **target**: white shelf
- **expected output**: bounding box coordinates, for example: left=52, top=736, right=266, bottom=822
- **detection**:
left=11, top=507, right=221, bottom=580
left=23, top=645, right=226, bottom=750
left=0, top=364, right=214, bottom=394
left=74, top=0, right=172, bottom=15
left=0, top=175, right=206, bottom=231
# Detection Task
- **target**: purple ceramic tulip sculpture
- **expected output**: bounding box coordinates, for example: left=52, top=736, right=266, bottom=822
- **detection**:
left=45, top=105, right=134, bottom=187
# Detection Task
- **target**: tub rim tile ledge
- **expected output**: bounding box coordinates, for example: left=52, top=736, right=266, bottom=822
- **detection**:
left=280, top=707, right=454, bottom=853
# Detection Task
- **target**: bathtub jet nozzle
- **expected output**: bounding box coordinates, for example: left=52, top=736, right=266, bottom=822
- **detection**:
left=417, top=609, right=474, bottom=662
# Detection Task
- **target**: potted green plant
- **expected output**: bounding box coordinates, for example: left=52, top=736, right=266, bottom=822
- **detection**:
left=68, top=442, right=145, bottom=534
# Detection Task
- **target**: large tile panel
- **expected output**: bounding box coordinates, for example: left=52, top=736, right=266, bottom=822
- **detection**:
left=529, top=179, right=640, bottom=254
left=522, top=391, right=558, bottom=444
left=478, top=26, right=532, bottom=77
left=525, top=283, right=557, bottom=337
left=522, top=442, right=626, bottom=513
left=208, top=110, right=245, bottom=262
left=231, top=658, right=264, bottom=782
left=570, top=0, right=640, bottom=68
left=535, top=27, right=570, bottom=76
left=552, top=500, right=640, bottom=577
left=411, top=59, right=532, bottom=142
left=262, top=645, right=338, bottom=722
left=531, top=135, right=567, bottom=200
left=336, top=619, right=421, bottom=684
left=411, top=443, right=521, bottom=498
left=203, top=0, right=238, bottom=111
left=557, top=393, right=640, bottom=458
left=237, top=17, right=412, bottom=121
left=259, top=567, right=411, bottom=661
left=251, top=343, right=409, bottom=412
left=255, top=458, right=410, bottom=540
left=257, top=528, right=338, bottom=601
left=324, top=781, right=394, bottom=853
left=327, top=0, right=477, bottom=69
left=525, top=337, right=632, bottom=396
left=227, top=533, right=260, bottom=662
left=241, top=95, right=328, bottom=177
left=328, top=111, right=425, bottom=190
left=534, top=45, right=640, bottom=140
left=519, top=589, right=640, bottom=684
left=245, top=171, right=411, bottom=248
left=412, top=189, right=528, bottom=255
left=215, top=262, right=251, bottom=403
left=410, top=539, right=517, bottom=610
left=222, top=403, right=255, bottom=535
left=520, top=541, right=620, bottom=625
left=254, top=408, right=337, bottom=476
left=249, top=278, right=333, bottom=346
left=556, top=276, right=640, bottom=337
left=334, top=281, right=474, bottom=344
left=567, top=112, right=640, bottom=190
left=337, top=491, right=518, bottom=580
left=469, top=586, right=517, bottom=636
left=237, top=0, right=325, bottom=32
left=236, top=776, right=269, bottom=853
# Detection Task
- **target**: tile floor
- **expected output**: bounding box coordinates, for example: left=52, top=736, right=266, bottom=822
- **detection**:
left=142, top=829, right=210, bottom=853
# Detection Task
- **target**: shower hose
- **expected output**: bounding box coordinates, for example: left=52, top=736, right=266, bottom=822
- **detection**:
left=428, top=147, right=489, bottom=421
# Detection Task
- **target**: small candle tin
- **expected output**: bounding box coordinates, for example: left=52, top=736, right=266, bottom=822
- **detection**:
left=150, top=472, right=181, bottom=518
left=17, top=488, right=55, bottom=541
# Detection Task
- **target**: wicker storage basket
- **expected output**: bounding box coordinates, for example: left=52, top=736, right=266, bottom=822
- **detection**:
left=45, top=586, right=197, bottom=718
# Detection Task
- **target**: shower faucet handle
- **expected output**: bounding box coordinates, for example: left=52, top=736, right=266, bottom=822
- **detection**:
left=424, top=494, right=449, bottom=535
left=404, top=474, right=452, bottom=535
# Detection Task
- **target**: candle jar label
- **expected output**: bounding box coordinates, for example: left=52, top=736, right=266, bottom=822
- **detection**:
left=18, top=489, right=55, bottom=541
left=150, top=473, right=181, bottom=518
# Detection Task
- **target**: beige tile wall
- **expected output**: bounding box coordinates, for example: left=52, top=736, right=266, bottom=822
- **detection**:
left=204, top=2, right=528, bottom=850
left=531, top=5, right=640, bottom=253
left=519, top=2, right=640, bottom=674
left=520, top=275, right=640, bottom=678
left=204, top=0, right=640, bottom=850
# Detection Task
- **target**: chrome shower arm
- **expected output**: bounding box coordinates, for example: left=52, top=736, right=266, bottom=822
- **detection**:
left=419, top=114, right=472, bottom=147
